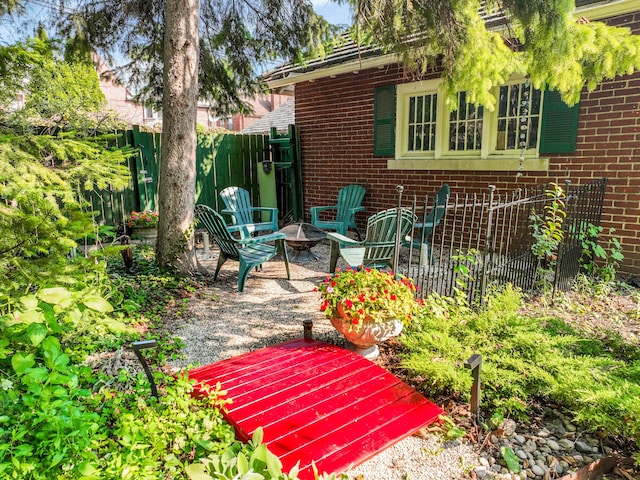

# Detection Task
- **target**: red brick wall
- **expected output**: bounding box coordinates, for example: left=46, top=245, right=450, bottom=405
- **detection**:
left=295, top=12, right=640, bottom=275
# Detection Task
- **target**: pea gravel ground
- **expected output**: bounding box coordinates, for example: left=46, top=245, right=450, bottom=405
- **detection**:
left=167, top=240, right=481, bottom=480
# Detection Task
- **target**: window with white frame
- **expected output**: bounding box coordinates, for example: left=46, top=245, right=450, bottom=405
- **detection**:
left=394, top=78, right=543, bottom=162
left=448, top=92, right=484, bottom=152
left=495, top=83, right=542, bottom=151
left=407, top=92, right=438, bottom=152
left=144, top=106, right=159, bottom=120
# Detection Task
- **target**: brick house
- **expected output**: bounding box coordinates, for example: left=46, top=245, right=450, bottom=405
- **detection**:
left=265, top=1, right=640, bottom=275
left=95, top=55, right=289, bottom=131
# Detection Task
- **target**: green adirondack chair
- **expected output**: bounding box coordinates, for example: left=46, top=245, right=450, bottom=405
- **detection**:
left=220, top=186, right=279, bottom=239
left=195, top=204, right=290, bottom=292
left=310, top=184, right=366, bottom=240
left=328, top=208, right=417, bottom=272
left=404, top=184, right=450, bottom=263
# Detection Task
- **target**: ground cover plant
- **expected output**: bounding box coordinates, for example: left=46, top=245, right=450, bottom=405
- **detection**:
left=0, top=241, right=244, bottom=478
left=399, top=282, right=640, bottom=463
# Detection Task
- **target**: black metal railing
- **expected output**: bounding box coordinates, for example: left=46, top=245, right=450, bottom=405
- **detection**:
left=393, top=178, right=608, bottom=302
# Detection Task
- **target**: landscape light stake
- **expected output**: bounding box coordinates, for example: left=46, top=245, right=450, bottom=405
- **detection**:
left=132, top=340, right=159, bottom=397
left=303, top=319, right=313, bottom=339
left=465, top=353, right=482, bottom=418
left=202, top=231, right=210, bottom=254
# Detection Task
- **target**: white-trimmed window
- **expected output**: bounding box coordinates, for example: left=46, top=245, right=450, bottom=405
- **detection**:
left=448, top=91, right=484, bottom=153
left=495, top=82, right=542, bottom=151
left=373, top=78, right=577, bottom=171
left=407, top=91, right=438, bottom=152
left=397, top=78, right=542, bottom=161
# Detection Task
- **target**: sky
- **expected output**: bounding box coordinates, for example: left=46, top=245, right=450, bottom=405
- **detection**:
left=313, top=0, right=352, bottom=26
left=0, top=0, right=353, bottom=77
left=1, top=0, right=352, bottom=45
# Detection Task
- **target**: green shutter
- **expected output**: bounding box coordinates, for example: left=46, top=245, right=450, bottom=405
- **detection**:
left=539, top=90, right=580, bottom=154
left=373, top=85, right=396, bottom=156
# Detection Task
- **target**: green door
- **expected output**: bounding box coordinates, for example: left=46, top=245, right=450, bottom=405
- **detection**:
left=269, top=125, right=303, bottom=223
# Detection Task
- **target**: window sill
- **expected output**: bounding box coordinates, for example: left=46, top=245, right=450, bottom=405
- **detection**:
left=387, top=156, right=550, bottom=172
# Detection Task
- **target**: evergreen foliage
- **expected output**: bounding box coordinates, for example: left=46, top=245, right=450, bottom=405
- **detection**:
left=0, top=0, right=21, bottom=16
left=0, top=34, right=132, bottom=301
left=57, top=0, right=336, bottom=116
left=401, top=285, right=640, bottom=452
left=350, top=0, right=640, bottom=109
left=0, top=132, right=132, bottom=303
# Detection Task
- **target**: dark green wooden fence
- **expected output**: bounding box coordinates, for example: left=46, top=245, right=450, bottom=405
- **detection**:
left=89, top=129, right=269, bottom=226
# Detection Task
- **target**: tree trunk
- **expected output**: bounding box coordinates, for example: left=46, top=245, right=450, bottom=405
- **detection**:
left=156, top=0, right=201, bottom=273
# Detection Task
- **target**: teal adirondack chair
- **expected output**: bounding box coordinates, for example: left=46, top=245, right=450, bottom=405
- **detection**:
left=220, top=187, right=278, bottom=239
left=404, top=184, right=450, bottom=263
left=328, top=208, right=417, bottom=272
left=195, top=204, right=290, bottom=292
left=310, top=184, right=366, bottom=240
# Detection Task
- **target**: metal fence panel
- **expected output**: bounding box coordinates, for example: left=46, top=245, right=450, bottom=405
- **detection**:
left=395, top=178, right=608, bottom=302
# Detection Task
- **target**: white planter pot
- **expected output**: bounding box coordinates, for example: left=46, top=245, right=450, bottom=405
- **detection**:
left=330, top=306, right=403, bottom=360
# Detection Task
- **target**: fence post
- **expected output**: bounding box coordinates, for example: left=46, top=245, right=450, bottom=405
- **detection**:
left=394, top=185, right=404, bottom=271
left=480, top=185, right=497, bottom=302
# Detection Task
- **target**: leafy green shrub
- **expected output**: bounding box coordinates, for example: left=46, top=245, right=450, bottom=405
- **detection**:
left=186, top=427, right=348, bottom=480
left=185, top=427, right=296, bottom=480
left=1, top=286, right=239, bottom=479
left=94, top=375, right=237, bottom=479
left=0, top=289, right=114, bottom=478
left=401, top=285, right=640, bottom=449
left=578, top=223, right=624, bottom=284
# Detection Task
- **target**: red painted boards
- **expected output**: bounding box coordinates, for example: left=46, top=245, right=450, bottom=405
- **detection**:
left=188, top=338, right=442, bottom=479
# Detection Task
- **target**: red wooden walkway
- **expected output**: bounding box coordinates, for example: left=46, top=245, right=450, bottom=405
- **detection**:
left=187, top=338, right=443, bottom=479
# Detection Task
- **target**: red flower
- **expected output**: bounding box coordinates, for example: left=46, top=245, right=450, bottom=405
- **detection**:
left=351, top=318, right=359, bottom=325
left=345, top=299, right=353, bottom=309
left=320, top=301, right=329, bottom=311
left=358, top=294, right=366, bottom=302
left=390, top=294, right=397, bottom=301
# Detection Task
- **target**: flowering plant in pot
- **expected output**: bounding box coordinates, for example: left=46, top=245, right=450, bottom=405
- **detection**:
left=317, top=267, right=421, bottom=330
left=316, top=267, right=422, bottom=358
left=127, top=210, right=159, bottom=229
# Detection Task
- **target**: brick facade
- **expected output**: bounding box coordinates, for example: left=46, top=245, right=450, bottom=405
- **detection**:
left=294, top=12, right=640, bottom=275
